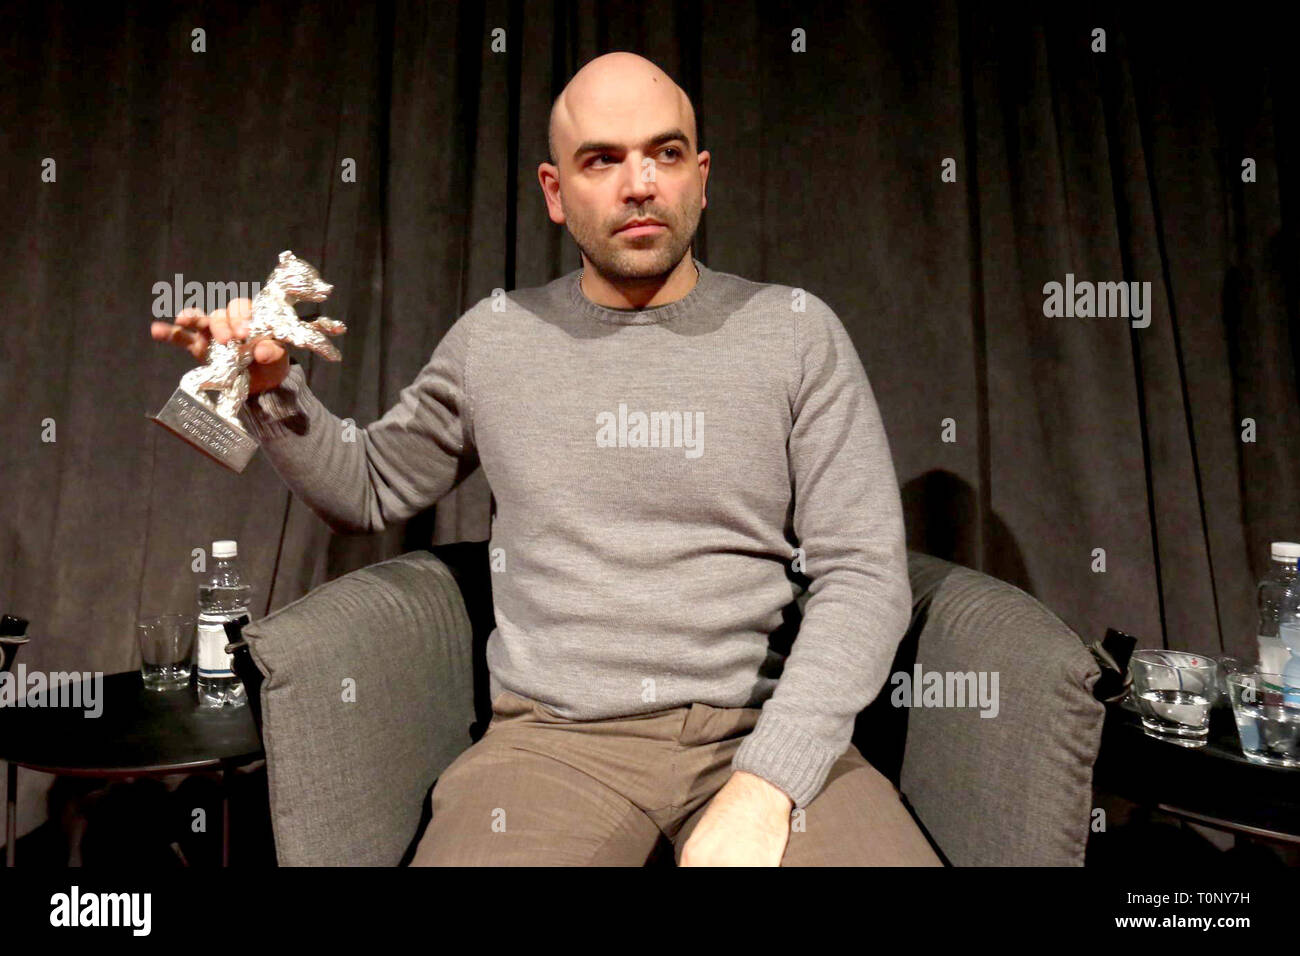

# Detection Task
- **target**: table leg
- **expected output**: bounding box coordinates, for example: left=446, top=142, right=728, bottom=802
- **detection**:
left=5, top=762, right=15, bottom=867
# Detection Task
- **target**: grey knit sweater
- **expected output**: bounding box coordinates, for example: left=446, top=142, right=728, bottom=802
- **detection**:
left=239, top=257, right=912, bottom=809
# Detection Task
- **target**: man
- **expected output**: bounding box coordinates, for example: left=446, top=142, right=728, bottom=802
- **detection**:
left=152, top=52, right=941, bottom=866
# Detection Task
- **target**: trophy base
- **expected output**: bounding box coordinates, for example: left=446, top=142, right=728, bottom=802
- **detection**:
left=149, top=387, right=258, bottom=473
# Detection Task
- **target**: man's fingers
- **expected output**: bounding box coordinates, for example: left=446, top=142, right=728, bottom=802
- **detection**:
left=162, top=308, right=211, bottom=357
left=252, top=340, right=284, bottom=364
left=150, top=320, right=192, bottom=346
left=156, top=299, right=258, bottom=359
left=209, top=308, right=231, bottom=344
left=175, top=307, right=208, bottom=331
left=228, top=298, right=253, bottom=339
left=151, top=321, right=207, bottom=359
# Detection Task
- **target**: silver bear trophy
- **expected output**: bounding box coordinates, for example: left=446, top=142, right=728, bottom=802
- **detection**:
left=150, top=250, right=347, bottom=473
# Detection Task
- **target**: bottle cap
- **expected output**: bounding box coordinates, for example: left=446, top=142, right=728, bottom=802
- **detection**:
left=1270, top=542, right=1300, bottom=561
left=212, top=540, right=238, bottom=559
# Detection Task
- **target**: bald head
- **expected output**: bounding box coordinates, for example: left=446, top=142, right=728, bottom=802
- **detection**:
left=547, top=52, right=697, bottom=167
left=537, top=51, right=709, bottom=292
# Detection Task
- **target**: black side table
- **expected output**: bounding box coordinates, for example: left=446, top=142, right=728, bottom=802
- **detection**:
left=1093, top=695, right=1300, bottom=845
left=0, top=670, right=263, bottom=866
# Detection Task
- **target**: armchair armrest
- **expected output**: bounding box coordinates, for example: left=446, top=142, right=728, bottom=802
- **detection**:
left=898, top=552, right=1105, bottom=866
left=241, top=550, right=476, bottom=866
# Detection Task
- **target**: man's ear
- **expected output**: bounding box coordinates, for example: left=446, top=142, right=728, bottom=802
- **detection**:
left=538, top=162, right=565, bottom=225
left=697, top=149, right=710, bottom=211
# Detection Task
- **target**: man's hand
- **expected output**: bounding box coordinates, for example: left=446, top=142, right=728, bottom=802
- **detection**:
left=679, top=770, right=793, bottom=866
left=150, top=297, right=291, bottom=396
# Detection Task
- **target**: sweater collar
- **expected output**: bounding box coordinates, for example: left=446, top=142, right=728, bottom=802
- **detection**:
left=569, top=257, right=716, bottom=325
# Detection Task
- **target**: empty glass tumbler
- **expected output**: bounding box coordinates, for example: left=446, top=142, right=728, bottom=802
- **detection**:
left=136, top=613, right=196, bottom=691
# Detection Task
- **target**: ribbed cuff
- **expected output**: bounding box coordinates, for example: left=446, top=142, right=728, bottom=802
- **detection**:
left=731, top=712, right=843, bottom=810
left=237, top=361, right=308, bottom=441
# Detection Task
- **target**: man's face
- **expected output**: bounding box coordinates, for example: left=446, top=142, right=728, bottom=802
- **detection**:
left=544, top=110, right=709, bottom=282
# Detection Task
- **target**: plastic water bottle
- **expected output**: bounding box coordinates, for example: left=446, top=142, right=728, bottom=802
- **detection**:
left=1280, top=558, right=1300, bottom=707
left=1257, top=541, right=1300, bottom=694
left=196, top=539, right=250, bottom=708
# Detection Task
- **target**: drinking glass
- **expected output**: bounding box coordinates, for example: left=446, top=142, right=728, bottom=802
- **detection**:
left=1214, top=655, right=1245, bottom=706
left=1226, top=671, right=1300, bottom=768
left=137, top=613, right=195, bottom=691
left=1128, top=650, right=1217, bottom=747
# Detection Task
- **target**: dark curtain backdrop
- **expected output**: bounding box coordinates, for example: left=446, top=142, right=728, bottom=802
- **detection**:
left=1, top=1, right=1296, bottom=840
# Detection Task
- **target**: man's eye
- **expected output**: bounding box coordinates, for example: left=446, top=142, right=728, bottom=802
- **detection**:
left=661, top=148, right=681, bottom=160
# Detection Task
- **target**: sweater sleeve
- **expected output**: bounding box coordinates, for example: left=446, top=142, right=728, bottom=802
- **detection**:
left=236, top=310, right=480, bottom=535
left=730, top=297, right=912, bottom=810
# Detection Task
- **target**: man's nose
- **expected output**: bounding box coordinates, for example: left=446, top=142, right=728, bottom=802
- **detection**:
left=620, top=155, right=656, bottom=198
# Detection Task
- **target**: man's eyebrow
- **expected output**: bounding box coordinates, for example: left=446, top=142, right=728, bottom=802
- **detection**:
left=572, top=129, right=692, bottom=161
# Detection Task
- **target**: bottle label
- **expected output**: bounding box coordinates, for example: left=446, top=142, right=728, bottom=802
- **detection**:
left=197, top=620, right=235, bottom=678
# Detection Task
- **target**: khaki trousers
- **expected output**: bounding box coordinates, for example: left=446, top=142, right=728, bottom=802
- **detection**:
left=411, top=690, right=943, bottom=866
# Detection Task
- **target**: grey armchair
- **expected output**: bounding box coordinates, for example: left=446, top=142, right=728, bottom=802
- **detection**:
left=240, top=542, right=1105, bottom=866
